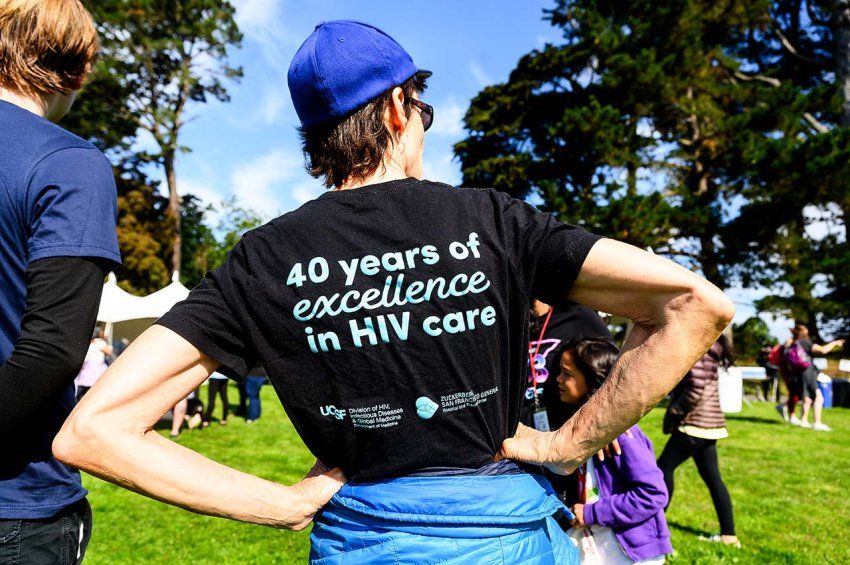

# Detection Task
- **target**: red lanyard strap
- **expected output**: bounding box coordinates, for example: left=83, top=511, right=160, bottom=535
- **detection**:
left=577, top=463, right=587, bottom=504
left=528, top=307, right=554, bottom=396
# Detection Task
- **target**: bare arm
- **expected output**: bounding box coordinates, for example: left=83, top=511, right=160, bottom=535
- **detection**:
left=501, top=239, right=734, bottom=472
left=53, top=325, right=344, bottom=530
left=812, top=339, right=845, bottom=355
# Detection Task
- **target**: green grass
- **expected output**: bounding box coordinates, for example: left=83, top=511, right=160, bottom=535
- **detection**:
left=81, top=386, right=850, bottom=564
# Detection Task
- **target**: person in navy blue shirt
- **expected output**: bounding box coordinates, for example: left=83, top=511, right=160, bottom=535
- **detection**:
left=0, top=1, right=120, bottom=563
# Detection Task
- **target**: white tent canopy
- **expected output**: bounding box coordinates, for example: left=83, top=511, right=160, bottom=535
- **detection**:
left=97, top=272, right=146, bottom=323
left=97, top=272, right=191, bottom=343
left=137, top=271, right=190, bottom=319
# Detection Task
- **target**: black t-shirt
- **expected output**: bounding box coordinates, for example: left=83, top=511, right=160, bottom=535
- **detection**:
left=157, top=178, right=601, bottom=481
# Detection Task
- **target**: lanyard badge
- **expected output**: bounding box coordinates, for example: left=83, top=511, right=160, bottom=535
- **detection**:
left=529, top=308, right=554, bottom=432
left=533, top=404, right=550, bottom=432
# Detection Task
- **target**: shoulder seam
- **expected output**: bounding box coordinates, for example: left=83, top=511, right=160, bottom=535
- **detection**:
left=25, top=145, right=104, bottom=184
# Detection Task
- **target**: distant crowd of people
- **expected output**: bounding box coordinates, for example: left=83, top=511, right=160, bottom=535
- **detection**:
left=759, top=324, right=845, bottom=431
left=72, top=332, right=268, bottom=438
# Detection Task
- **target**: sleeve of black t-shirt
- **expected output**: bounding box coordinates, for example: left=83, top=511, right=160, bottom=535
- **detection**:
left=156, top=240, right=257, bottom=381
left=0, top=257, right=112, bottom=434
left=496, top=191, right=602, bottom=304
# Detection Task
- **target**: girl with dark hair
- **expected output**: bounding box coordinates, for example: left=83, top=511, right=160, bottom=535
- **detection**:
left=557, top=337, right=673, bottom=564
left=657, top=334, right=740, bottom=547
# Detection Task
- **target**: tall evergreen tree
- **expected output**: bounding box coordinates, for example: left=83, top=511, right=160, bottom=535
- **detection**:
left=455, top=0, right=768, bottom=287
left=721, top=0, right=850, bottom=337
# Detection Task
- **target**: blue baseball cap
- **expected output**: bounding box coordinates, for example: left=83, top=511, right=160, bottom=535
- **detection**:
left=288, top=20, right=431, bottom=128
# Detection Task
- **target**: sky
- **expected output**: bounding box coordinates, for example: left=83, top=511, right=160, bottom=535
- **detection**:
left=152, top=0, right=795, bottom=341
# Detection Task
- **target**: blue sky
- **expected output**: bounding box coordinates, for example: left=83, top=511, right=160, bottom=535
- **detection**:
left=149, top=0, right=795, bottom=341
left=169, top=0, right=561, bottom=214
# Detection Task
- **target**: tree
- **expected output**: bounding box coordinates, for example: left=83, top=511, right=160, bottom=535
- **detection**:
left=733, top=316, right=774, bottom=362
left=180, top=194, right=218, bottom=288
left=179, top=196, right=264, bottom=289
left=721, top=0, right=850, bottom=338
left=457, top=0, right=850, bottom=340
left=113, top=167, right=171, bottom=295
left=455, top=3, right=676, bottom=253
left=455, top=0, right=770, bottom=286
left=206, top=197, right=264, bottom=271
left=84, top=0, right=243, bottom=275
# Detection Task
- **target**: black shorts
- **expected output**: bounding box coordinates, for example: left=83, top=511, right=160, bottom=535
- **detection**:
left=802, top=367, right=819, bottom=400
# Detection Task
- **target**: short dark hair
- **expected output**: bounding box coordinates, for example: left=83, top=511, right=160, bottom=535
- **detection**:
left=560, top=337, right=620, bottom=402
left=298, top=73, right=428, bottom=188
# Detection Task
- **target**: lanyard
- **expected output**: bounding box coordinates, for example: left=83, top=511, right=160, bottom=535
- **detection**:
left=528, top=307, right=554, bottom=401
left=577, top=463, right=587, bottom=504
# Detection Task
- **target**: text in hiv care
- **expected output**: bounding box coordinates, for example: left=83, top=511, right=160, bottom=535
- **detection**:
left=285, top=232, right=496, bottom=352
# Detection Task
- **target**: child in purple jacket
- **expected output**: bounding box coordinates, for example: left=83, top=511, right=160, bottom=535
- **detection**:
left=557, top=337, right=673, bottom=564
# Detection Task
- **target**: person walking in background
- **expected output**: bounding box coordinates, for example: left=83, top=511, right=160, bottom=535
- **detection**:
left=757, top=342, right=779, bottom=403
left=203, top=372, right=230, bottom=427
left=170, top=397, right=188, bottom=439
left=74, top=329, right=113, bottom=402
left=171, top=388, right=205, bottom=438
left=785, top=325, right=844, bottom=431
left=235, top=380, right=248, bottom=417
left=772, top=339, right=800, bottom=424
left=244, top=367, right=267, bottom=424
left=0, top=1, right=120, bottom=562
left=111, top=337, right=131, bottom=362
left=557, top=337, right=672, bottom=564
left=657, top=335, right=739, bottom=548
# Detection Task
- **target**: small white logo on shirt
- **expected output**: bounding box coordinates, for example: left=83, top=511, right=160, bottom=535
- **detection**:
left=320, top=405, right=347, bottom=420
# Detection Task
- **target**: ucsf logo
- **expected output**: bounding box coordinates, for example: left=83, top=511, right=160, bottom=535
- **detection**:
left=320, top=405, right=347, bottom=420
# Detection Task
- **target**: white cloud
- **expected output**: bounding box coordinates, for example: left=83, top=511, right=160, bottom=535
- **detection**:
left=469, top=62, right=492, bottom=88
left=233, top=0, right=279, bottom=29
left=429, top=97, right=465, bottom=139
left=230, top=148, right=303, bottom=215
left=232, top=0, right=298, bottom=73
left=180, top=177, right=225, bottom=208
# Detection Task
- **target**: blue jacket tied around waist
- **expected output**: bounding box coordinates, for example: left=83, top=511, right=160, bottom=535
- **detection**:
left=309, top=471, right=579, bottom=564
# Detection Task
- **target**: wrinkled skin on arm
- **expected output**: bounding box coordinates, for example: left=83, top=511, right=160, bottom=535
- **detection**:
left=500, top=239, right=734, bottom=473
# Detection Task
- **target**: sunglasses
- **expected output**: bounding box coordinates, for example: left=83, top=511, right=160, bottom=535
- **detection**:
left=406, top=98, right=434, bottom=132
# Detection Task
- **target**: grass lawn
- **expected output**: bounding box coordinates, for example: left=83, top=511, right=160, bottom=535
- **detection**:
left=81, top=386, right=849, bottom=564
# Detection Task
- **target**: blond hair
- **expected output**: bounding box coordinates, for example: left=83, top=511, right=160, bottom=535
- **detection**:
left=0, top=0, right=99, bottom=96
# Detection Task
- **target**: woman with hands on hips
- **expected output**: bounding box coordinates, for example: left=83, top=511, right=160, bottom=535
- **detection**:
left=53, top=20, right=734, bottom=564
